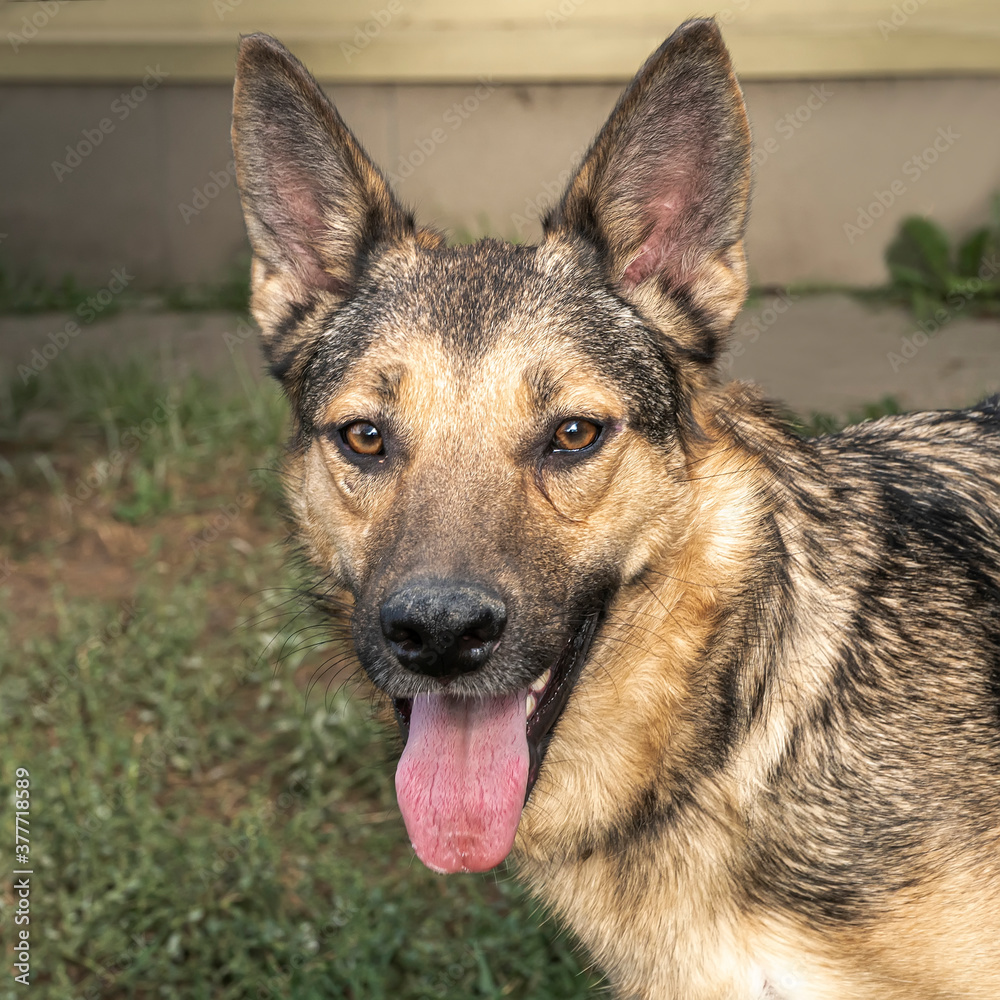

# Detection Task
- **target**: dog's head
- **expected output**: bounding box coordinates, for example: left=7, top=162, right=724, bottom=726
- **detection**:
left=232, top=20, right=751, bottom=873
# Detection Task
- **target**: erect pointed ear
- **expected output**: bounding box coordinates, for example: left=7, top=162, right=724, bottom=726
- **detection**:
left=543, top=19, right=750, bottom=363
left=231, top=33, right=442, bottom=374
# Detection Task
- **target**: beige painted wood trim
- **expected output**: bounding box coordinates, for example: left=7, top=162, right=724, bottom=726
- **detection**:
left=2, top=1, right=999, bottom=81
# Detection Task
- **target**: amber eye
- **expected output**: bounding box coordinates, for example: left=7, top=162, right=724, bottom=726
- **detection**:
left=551, top=418, right=601, bottom=452
left=341, top=421, right=384, bottom=456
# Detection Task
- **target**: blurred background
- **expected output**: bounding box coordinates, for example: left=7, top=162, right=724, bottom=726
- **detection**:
left=1, top=2, right=999, bottom=998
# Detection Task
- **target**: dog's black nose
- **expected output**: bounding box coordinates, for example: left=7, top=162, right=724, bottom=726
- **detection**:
left=380, top=582, right=507, bottom=679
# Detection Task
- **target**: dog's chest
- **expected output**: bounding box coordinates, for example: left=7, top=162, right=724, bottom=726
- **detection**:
left=522, top=850, right=873, bottom=1000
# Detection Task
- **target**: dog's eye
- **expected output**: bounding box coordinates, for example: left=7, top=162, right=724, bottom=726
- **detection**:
left=551, top=419, right=601, bottom=452
left=341, top=421, right=384, bottom=456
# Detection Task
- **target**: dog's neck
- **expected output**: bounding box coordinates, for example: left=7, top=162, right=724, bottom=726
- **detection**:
left=513, top=384, right=841, bottom=997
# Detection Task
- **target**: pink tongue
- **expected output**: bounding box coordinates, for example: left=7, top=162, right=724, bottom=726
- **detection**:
left=395, top=690, right=529, bottom=873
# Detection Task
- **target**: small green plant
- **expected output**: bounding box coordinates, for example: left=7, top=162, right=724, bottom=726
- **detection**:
left=159, top=260, right=251, bottom=312
left=113, top=461, right=173, bottom=523
left=884, top=196, right=1000, bottom=320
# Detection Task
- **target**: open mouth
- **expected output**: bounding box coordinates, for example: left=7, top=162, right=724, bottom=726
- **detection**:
left=524, top=607, right=602, bottom=791
left=391, top=608, right=603, bottom=874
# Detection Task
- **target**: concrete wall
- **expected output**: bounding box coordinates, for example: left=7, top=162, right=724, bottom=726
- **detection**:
left=2, top=76, right=999, bottom=289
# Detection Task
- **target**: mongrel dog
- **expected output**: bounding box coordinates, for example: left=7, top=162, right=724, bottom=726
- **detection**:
left=232, top=20, right=1000, bottom=999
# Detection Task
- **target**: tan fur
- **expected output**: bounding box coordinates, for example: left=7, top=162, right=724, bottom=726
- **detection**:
left=232, top=21, right=1000, bottom=999
left=518, top=396, right=1000, bottom=998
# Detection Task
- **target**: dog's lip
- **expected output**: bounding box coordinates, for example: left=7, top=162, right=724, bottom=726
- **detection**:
left=522, top=609, right=602, bottom=797
left=391, top=605, right=604, bottom=803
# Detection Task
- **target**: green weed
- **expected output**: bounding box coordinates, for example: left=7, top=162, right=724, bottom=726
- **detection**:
left=0, top=261, right=250, bottom=316
left=0, top=268, right=98, bottom=315
left=158, top=262, right=251, bottom=313
left=883, top=195, right=1000, bottom=320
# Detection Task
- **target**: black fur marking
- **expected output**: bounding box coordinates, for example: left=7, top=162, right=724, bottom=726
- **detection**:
left=266, top=297, right=319, bottom=370
left=297, top=301, right=379, bottom=431
left=285, top=239, right=688, bottom=452
left=525, top=365, right=562, bottom=411
left=659, top=282, right=718, bottom=363
left=591, top=780, right=696, bottom=866
left=746, top=411, right=1000, bottom=927
left=269, top=345, right=301, bottom=385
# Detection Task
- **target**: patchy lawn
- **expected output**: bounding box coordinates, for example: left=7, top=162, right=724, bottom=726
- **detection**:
left=0, top=359, right=599, bottom=1000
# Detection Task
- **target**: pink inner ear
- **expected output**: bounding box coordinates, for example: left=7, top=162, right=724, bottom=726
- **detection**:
left=618, top=165, right=707, bottom=290
left=271, top=169, right=350, bottom=295
left=621, top=200, right=679, bottom=286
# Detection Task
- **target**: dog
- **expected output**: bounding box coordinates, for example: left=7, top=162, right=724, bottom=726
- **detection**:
left=231, top=19, right=1000, bottom=999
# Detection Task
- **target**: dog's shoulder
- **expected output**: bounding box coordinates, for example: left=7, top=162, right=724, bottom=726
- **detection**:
left=815, top=395, right=1000, bottom=490
left=821, top=392, right=1000, bottom=443
left=795, top=399, right=1000, bottom=619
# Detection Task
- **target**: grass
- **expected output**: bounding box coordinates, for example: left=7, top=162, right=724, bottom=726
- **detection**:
left=0, top=259, right=251, bottom=316
left=748, top=195, right=1000, bottom=317
left=0, top=361, right=600, bottom=1000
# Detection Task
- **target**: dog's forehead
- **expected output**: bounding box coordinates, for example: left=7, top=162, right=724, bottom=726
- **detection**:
left=304, top=239, right=681, bottom=439
left=373, top=239, right=611, bottom=356
left=309, top=241, right=604, bottom=385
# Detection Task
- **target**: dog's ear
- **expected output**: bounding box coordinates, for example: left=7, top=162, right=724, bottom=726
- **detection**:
left=232, top=33, right=440, bottom=374
left=544, top=19, right=750, bottom=363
